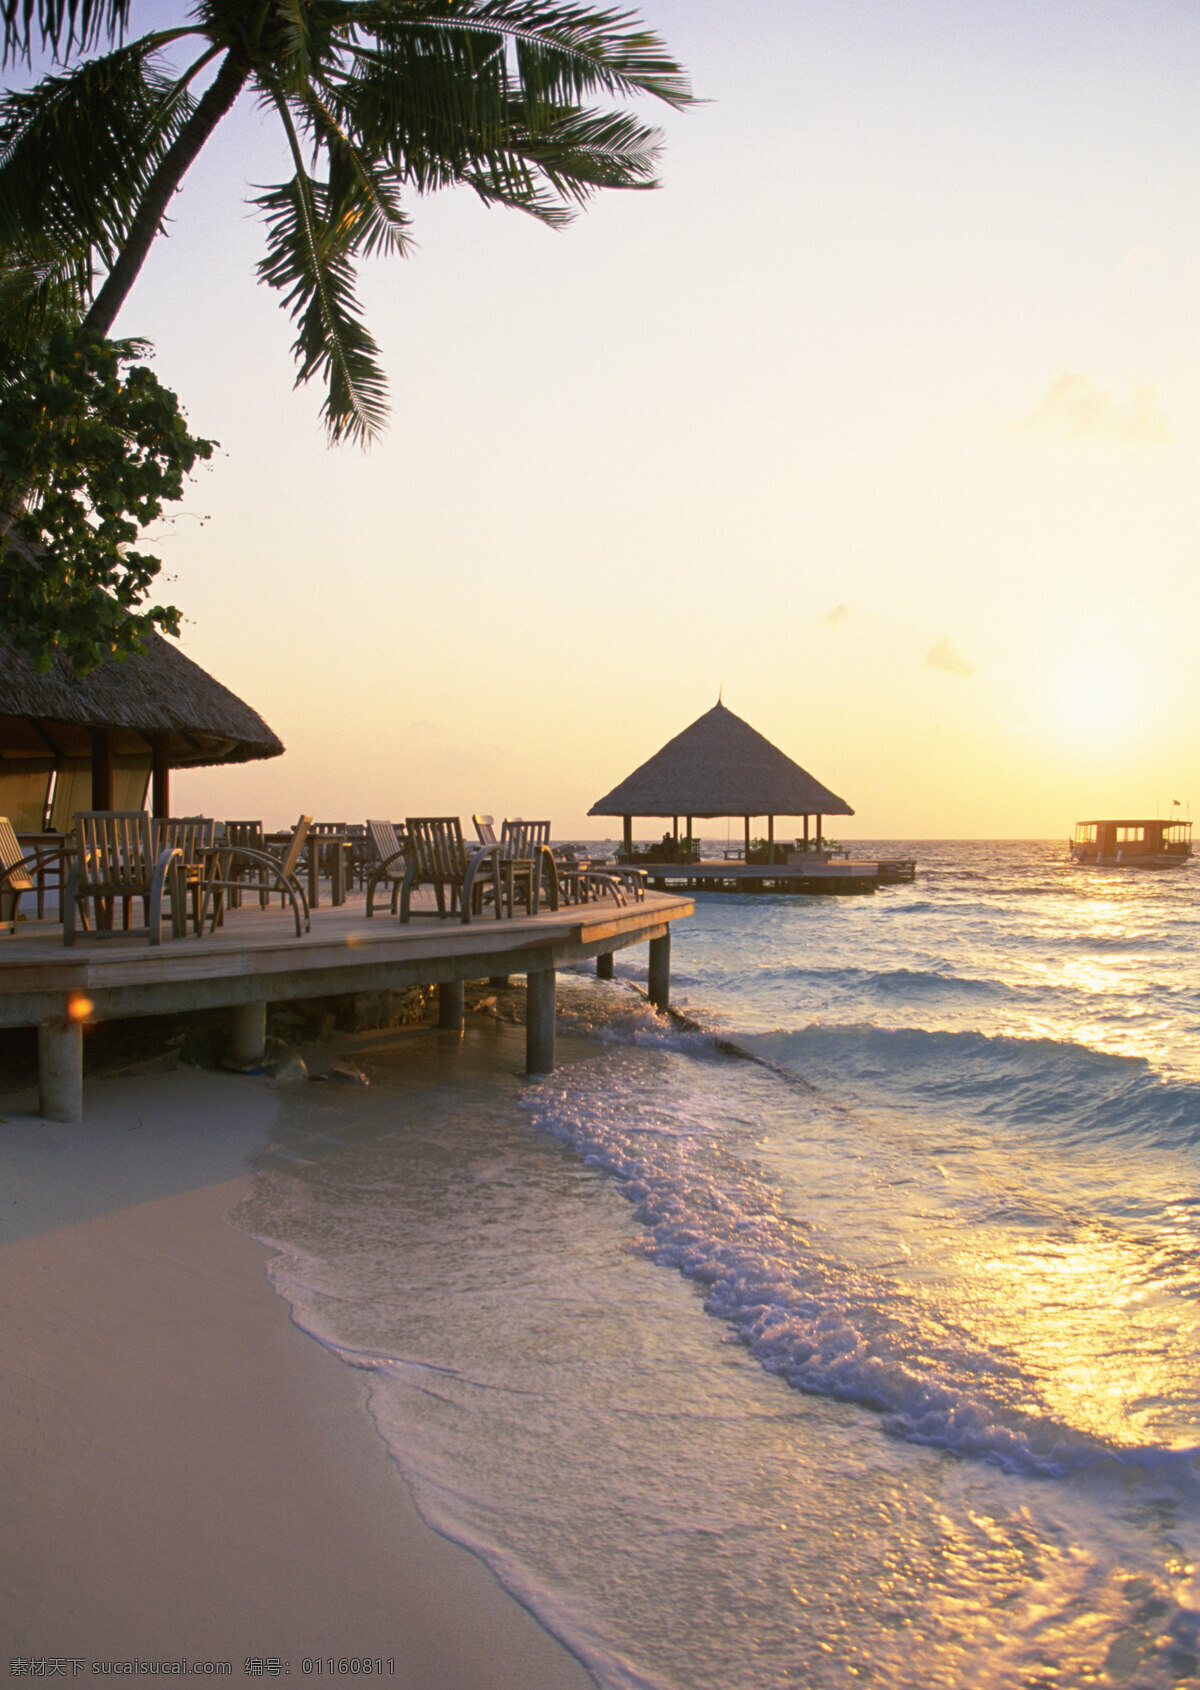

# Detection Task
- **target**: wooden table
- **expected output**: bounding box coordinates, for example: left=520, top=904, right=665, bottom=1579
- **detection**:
left=266, top=830, right=349, bottom=909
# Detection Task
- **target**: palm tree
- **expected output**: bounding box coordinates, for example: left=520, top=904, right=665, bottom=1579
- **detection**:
left=0, top=1, right=690, bottom=441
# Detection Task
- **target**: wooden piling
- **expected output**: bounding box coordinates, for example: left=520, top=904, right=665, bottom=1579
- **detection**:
left=526, top=968, right=556, bottom=1073
left=230, top=1001, right=267, bottom=1067
left=648, top=932, right=670, bottom=1012
left=38, top=1017, right=83, bottom=1122
left=438, top=979, right=465, bottom=1031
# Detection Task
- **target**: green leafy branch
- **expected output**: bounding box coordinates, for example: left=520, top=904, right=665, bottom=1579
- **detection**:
left=0, top=323, right=215, bottom=673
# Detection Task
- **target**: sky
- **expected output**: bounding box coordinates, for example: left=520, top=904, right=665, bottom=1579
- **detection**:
left=69, top=1, right=1200, bottom=838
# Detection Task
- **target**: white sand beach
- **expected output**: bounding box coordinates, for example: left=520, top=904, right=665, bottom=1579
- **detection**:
left=0, top=1064, right=595, bottom=1687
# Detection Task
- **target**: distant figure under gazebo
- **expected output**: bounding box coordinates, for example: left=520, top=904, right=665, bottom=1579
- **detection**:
left=588, top=699, right=854, bottom=861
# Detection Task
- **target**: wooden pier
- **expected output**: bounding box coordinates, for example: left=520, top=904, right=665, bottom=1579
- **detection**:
left=637, top=857, right=915, bottom=895
left=0, top=887, right=693, bottom=1122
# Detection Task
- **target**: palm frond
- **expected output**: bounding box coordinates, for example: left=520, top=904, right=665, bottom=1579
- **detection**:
left=292, top=85, right=414, bottom=259
left=0, top=232, right=94, bottom=339
left=353, top=1, right=692, bottom=109
left=327, top=23, right=515, bottom=185
left=511, top=104, right=663, bottom=197
left=0, top=45, right=193, bottom=279
left=461, top=118, right=658, bottom=222
left=323, top=1, right=686, bottom=203
left=2, top=0, right=130, bottom=63
left=253, top=154, right=390, bottom=444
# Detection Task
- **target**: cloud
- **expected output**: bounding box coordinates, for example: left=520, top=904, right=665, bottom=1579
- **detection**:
left=408, top=719, right=438, bottom=737
left=1017, top=372, right=1169, bottom=445
left=923, top=639, right=976, bottom=679
left=826, top=603, right=850, bottom=624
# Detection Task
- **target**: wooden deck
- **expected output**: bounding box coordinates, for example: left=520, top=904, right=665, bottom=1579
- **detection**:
left=0, top=885, right=693, bottom=1121
left=640, top=857, right=883, bottom=894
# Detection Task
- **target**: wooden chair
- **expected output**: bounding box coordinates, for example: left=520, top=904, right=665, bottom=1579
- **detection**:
left=152, top=817, right=216, bottom=935
left=400, top=817, right=504, bottom=924
left=0, top=816, right=36, bottom=934
left=307, top=821, right=349, bottom=905
left=364, top=820, right=410, bottom=916
left=501, top=818, right=560, bottom=915
left=200, top=815, right=313, bottom=938
left=472, top=813, right=523, bottom=914
left=343, top=822, right=370, bottom=891
left=63, top=811, right=185, bottom=946
left=553, top=843, right=628, bottom=908
left=222, top=821, right=269, bottom=909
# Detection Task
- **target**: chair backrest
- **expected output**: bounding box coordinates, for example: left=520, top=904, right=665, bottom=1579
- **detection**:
left=153, top=817, right=215, bottom=863
left=0, top=817, right=34, bottom=892
left=502, top=818, right=550, bottom=858
left=367, top=818, right=406, bottom=869
left=75, top=811, right=156, bottom=893
left=311, top=821, right=347, bottom=836
left=405, top=817, right=467, bottom=881
left=473, top=813, right=498, bottom=847
left=277, top=816, right=313, bottom=879
left=225, top=820, right=264, bottom=851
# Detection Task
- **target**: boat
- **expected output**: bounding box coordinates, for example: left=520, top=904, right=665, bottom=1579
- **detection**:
left=1068, top=817, right=1192, bottom=869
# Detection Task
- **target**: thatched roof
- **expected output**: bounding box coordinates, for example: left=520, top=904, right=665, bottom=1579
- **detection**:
left=589, top=701, right=853, bottom=819
left=0, top=629, right=284, bottom=769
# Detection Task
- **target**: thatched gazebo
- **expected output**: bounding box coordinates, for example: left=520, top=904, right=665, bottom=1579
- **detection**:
left=0, top=631, right=284, bottom=831
left=589, top=699, right=853, bottom=858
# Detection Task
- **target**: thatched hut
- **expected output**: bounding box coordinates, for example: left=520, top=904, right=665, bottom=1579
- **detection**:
left=589, top=700, right=853, bottom=857
left=0, top=631, right=283, bottom=830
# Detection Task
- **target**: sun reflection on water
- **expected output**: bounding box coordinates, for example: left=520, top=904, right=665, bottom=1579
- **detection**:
left=949, top=1220, right=1200, bottom=1448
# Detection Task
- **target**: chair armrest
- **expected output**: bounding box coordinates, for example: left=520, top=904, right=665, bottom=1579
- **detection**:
left=461, top=844, right=503, bottom=924
left=202, top=845, right=309, bottom=935
left=0, top=855, right=38, bottom=891
left=210, top=844, right=294, bottom=882
left=537, top=845, right=560, bottom=911
left=374, top=846, right=410, bottom=876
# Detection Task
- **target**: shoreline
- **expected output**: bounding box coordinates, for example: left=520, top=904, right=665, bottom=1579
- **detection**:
left=0, top=1060, right=596, bottom=1686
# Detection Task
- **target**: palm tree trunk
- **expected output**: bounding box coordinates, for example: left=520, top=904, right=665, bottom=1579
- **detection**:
left=83, top=48, right=252, bottom=336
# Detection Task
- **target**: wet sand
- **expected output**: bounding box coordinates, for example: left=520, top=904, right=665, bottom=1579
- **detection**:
left=0, top=1065, right=595, bottom=1686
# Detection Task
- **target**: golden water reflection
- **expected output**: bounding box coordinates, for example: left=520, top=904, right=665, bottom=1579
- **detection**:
left=948, top=1218, right=1200, bottom=1448
left=966, top=881, right=1189, bottom=1071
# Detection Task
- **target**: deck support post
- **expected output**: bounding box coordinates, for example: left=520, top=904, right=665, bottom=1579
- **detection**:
left=526, top=968, right=556, bottom=1073
left=648, top=932, right=671, bottom=1013
left=596, top=951, right=614, bottom=981
left=438, top=979, right=464, bottom=1031
left=38, top=1017, right=83, bottom=1122
left=230, top=1001, right=267, bottom=1068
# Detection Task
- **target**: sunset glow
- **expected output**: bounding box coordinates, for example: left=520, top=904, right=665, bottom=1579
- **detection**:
left=93, top=0, right=1197, bottom=840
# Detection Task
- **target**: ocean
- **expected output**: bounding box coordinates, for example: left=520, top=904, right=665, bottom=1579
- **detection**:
left=231, top=840, right=1200, bottom=1688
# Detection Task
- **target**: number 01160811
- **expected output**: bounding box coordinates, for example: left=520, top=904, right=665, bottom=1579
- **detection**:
left=300, top=1664, right=395, bottom=1676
